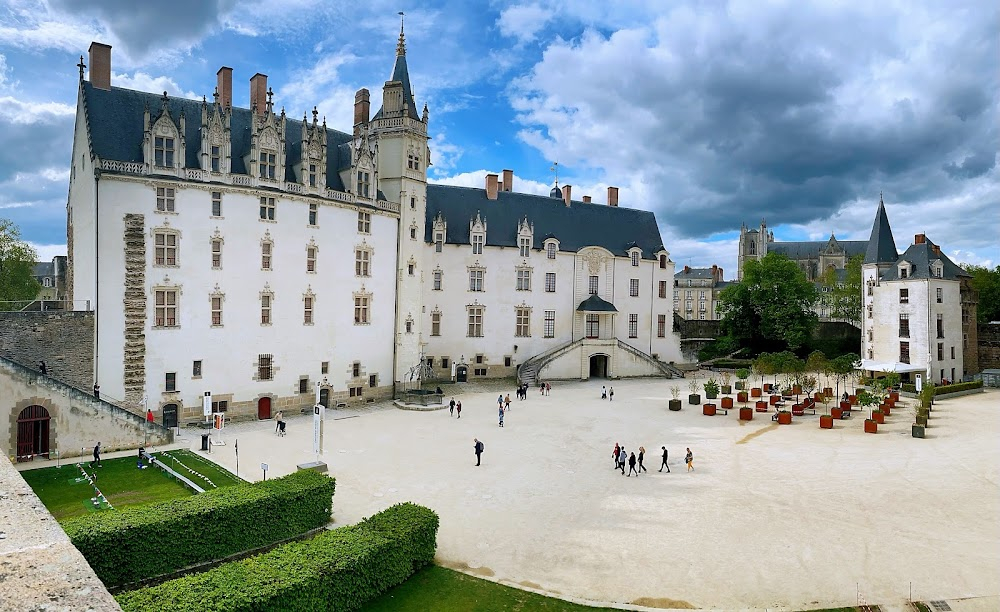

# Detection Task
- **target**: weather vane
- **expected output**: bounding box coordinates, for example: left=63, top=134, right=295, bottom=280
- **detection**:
left=550, top=161, right=559, bottom=187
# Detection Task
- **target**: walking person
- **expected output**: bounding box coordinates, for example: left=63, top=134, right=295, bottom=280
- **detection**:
left=601, top=385, right=607, bottom=400
left=274, top=411, right=283, bottom=433
left=685, top=447, right=694, bottom=472
left=91, top=442, right=102, bottom=468
left=618, top=447, right=627, bottom=474
left=449, top=397, right=455, bottom=417
left=504, top=394, right=511, bottom=411
left=93, top=382, right=100, bottom=399
left=474, top=438, right=483, bottom=466
left=498, top=406, right=505, bottom=428
left=628, top=452, right=639, bottom=477
left=498, top=394, right=504, bottom=410
left=545, top=382, right=551, bottom=396
left=609, top=386, right=614, bottom=401
left=39, top=360, right=47, bottom=376
left=456, top=401, right=462, bottom=419
left=613, top=442, right=621, bottom=468
left=638, top=446, right=647, bottom=473
left=659, top=446, right=670, bottom=472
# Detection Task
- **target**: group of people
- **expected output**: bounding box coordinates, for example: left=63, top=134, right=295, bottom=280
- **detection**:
left=514, top=383, right=530, bottom=400
left=539, top=382, right=551, bottom=395
left=448, top=397, right=463, bottom=418
left=498, top=394, right=511, bottom=427
left=612, top=443, right=694, bottom=475
left=600, top=385, right=615, bottom=401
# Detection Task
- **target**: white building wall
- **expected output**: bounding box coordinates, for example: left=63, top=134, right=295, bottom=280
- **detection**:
left=67, top=89, right=97, bottom=311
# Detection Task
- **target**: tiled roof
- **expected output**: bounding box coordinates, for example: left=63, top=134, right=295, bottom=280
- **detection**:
left=32, top=262, right=54, bottom=277
left=676, top=268, right=716, bottom=279
left=425, top=185, right=664, bottom=258
left=879, top=239, right=970, bottom=281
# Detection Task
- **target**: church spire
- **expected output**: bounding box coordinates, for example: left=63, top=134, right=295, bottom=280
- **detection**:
left=396, top=11, right=406, bottom=56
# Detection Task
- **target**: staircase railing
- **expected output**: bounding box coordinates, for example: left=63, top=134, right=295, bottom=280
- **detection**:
left=615, top=340, right=682, bottom=378
left=517, top=338, right=587, bottom=384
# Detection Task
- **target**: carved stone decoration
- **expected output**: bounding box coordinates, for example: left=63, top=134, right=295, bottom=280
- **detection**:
left=582, top=250, right=604, bottom=275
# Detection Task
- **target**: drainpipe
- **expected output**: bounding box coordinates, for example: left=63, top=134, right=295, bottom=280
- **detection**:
left=648, top=259, right=654, bottom=356
left=390, top=196, right=402, bottom=398
left=93, top=166, right=100, bottom=388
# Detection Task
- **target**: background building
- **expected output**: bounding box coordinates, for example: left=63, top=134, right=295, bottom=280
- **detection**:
left=738, top=220, right=867, bottom=282
left=673, top=265, right=730, bottom=320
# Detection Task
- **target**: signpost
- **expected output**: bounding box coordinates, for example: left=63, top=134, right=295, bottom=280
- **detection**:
left=261, top=462, right=268, bottom=481
left=915, top=374, right=923, bottom=393
left=203, top=391, right=212, bottom=423
left=313, top=403, right=325, bottom=460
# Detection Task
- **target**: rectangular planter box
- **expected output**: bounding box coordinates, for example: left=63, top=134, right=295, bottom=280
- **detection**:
left=739, top=407, right=753, bottom=421
left=668, top=399, right=682, bottom=411
left=703, top=404, right=717, bottom=416
left=792, top=385, right=802, bottom=395
left=880, top=403, right=891, bottom=416
left=864, top=419, right=878, bottom=433
left=770, top=395, right=781, bottom=406
left=831, top=407, right=843, bottom=419
left=721, top=386, right=732, bottom=395
left=763, top=383, right=772, bottom=393
left=755, top=401, right=769, bottom=412
left=751, top=388, right=762, bottom=398
left=873, top=411, right=885, bottom=424
left=912, top=424, right=925, bottom=438
left=916, top=414, right=928, bottom=426
left=792, top=404, right=805, bottom=416
left=735, top=382, right=745, bottom=390
left=820, top=415, right=834, bottom=429
left=777, top=411, right=792, bottom=425
left=839, top=401, right=852, bottom=411
left=689, top=394, right=701, bottom=405
left=890, top=392, right=900, bottom=402
left=849, top=395, right=858, bottom=405
left=737, top=391, right=749, bottom=403
left=813, top=392, right=823, bottom=402
left=721, top=397, right=734, bottom=409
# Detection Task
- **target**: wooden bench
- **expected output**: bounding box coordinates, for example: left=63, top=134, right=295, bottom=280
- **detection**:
left=716, top=406, right=729, bottom=415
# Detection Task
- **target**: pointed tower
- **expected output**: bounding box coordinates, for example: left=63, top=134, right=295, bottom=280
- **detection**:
left=371, top=14, right=430, bottom=390
left=861, top=194, right=899, bottom=362
left=864, top=195, right=898, bottom=265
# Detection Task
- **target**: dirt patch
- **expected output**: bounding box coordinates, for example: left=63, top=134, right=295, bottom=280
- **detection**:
left=518, top=580, right=542, bottom=589
left=736, top=423, right=779, bottom=444
left=439, top=559, right=496, bottom=577
left=631, top=596, right=695, bottom=608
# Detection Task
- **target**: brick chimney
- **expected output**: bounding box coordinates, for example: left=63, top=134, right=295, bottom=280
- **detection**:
left=250, top=73, right=268, bottom=114
left=684, top=265, right=691, bottom=273
left=582, top=195, right=592, bottom=203
left=607, top=186, right=619, bottom=207
left=485, top=173, right=499, bottom=200
left=88, top=42, right=112, bottom=91
left=354, top=88, right=370, bottom=126
left=501, top=169, right=513, bottom=192
left=216, top=66, right=232, bottom=109
left=932, top=244, right=941, bottom=256
left=562, top=184, right=572, bottom=207
left=914, top=233, right=926, bottom=245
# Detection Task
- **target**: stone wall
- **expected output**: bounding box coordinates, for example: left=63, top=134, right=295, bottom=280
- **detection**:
left=978, top=322, right=1000, bottom=371
left=122, top=213, right=146, bottom=405
left=0, top=311, right=94, bottom=389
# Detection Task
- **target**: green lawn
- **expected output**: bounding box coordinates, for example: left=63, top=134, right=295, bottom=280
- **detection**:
left=155, top=449, right=245, bottom=489
left=361, top=565, right=611, bottom=611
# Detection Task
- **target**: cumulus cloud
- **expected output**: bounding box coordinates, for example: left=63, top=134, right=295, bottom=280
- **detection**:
left=497, top=3, right=554, bottom=44
left=112, top=72, right=200, bottom=100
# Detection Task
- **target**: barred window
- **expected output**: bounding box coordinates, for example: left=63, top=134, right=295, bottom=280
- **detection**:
left=657, top=314, right=666, bottom=338
left=156, top=187, right=175, bottom=212
left=629, top=314, right=638, bottom=338
left=154, top=290, right=178, bottom=327
left=630, top=278, right=639, bottom=297
left=258, top=354, right=273, bottom=380
left=659, top=280, right=667, bottom=298
left=546, top=243, right=556, bottom=259
left=899, top=313, right=909, bottom=338
left=589, top=275, right=598, bottom=295
left=631, top=252, right=639, bottom=266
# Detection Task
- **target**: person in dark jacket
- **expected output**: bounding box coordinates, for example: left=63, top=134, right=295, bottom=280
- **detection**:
left=659, top=446, right=670, bottom=472
left=638, top=446, right=647, bottom=473
left=627, top=452, right=638, bottom=477
left=473, top=438, right=483, bottom=466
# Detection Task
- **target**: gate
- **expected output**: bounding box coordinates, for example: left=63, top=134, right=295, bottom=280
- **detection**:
left=162, top=403, right=178, bottom=428
left=16, top=405, right=50, bottom=462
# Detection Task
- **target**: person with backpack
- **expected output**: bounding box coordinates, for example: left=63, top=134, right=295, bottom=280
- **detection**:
left=474, top=438, right=483, bottom=466
left=627, top=452, right=638, bottom=477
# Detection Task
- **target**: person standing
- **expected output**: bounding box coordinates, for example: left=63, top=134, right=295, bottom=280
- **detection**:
left=613, top=443, right=621, bottom=468
left=638, top=446, right=647, bottom=473
left=456, top=401, right=462, bottom=419
left=545, top=382, right=551, bottom=396
left=474, top=438, right=483, bottom=466
left=274, top=411, right=283, bottom=433
left=609, top=387, right=614, bottom=401
left=601, top=385, right=607, bottom=400
left=627, top=452, right=638, bottom=477
left=504, top=394, right=511, bottom=411
left=39, top=361, right=47, bottom=375
left=449, top=397, right=456, bottom=417
left=93, top=382, right=100, bottom=399
left=92, top=442, right=102, bottom=468
left=659, top=446, right=670, bottom=472
left=685, top=447, right=694, bottom=472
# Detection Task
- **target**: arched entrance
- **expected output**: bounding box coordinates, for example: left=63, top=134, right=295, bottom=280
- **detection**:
left=16, top=405, right=50, bottom=462
left=589, top=354, right=608, bottom=379
left=257, top=397, right=272, bottom=420
left=162, top=403, right=178, bottom=428
left=456, top=365, right=468, bottom=383
left=318, top=388, right=330, bottom=409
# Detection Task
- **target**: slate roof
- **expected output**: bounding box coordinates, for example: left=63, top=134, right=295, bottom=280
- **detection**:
left=879, top=239, right=970, bottom=281
left=577, top=294, right=618, bottom=312
left=425, top=184, right=664, bottom=258
left=864, top=200, right=899, bottom=264
left=372, top=49, right=420, bottom=121
left=676, top=268, right=716, bottom=280
left=32, top=262, right=54, bottom=277
left=81, top=82, right=354, bottom=191
left=768, top=239, right=868, bottom=260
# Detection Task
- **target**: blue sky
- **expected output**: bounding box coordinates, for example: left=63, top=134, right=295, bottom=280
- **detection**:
left=1, top=0, right=997, bottom=276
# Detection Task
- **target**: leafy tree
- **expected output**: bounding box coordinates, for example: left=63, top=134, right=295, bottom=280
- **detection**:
left=819, top=254, right=863, bottom=326
left=830, top=353, right=860, bottom=399
left=961, top=264, right=1000, bottom=324
left=717, top=253, right=818, bottom=352
left=0, top=218, right=40, bottom=311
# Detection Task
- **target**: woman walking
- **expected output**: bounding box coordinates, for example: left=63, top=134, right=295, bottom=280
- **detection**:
left=456, top=401, right=462, bottom=419
left=685, top=447, right=694, bottom=472
left=627, top=452, right=639, bottom=477
left=638, top=446, right=647, bottom=473
left=613, top=442, right=620, bottom=468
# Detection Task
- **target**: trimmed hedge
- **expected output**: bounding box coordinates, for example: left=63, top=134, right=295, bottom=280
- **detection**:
left=115, top=502, right=439, bottom=612
left=901, top=380, right=983, bottom=396
left=63, top=469, right=335, bottom=588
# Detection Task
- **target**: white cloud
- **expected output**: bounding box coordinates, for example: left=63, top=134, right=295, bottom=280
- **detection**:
left=112, top=72, right=200, bottom=100
left=0, top=96, right=74, bottom=124
left=276, top=51, right=371, bottom=130
left=0, top=0, right=103, bottom=56
left=497, top=3, right=554, bottom=44
left=29, top=242, right=67, bottom=261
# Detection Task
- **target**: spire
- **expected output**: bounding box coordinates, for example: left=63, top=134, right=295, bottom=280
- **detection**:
left=396, top=11, right=406, bottom=56
left=864, top=196, right=899, bottom=264
left=373, top=12, right=420, bottom=121
left=77, top=56, right=86, bottom=80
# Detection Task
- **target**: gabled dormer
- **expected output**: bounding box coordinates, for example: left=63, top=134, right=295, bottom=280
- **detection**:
left=543, top=235, right=560, bottom=260
left=200, top=90, right=231, bottom=176
left=897, top=260, right=912, bottom=279
left=931, top=259, right=944, bottom=279
left=143, top=92, right=186, bottom=174
left=351, top=128, right=376, bottom=200
left=432, top=212, right=447, bottom=253
left=627, top=243, right=642, bottom=267
left=295, top=107, right=327, bottom=191
left=517, top=217, right=533, bottom=258
left=470, top=211, right=487, bottom=255
left=654, top=247, right=671, bottom=270
left=244, top=83, right=286, bottom=185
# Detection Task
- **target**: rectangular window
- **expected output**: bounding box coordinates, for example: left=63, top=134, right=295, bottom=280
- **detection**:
left=304, top=296, right=314, bottom=324
left=354, top=295, right=370, bottom=324
left=899, top=341, right=910, bottom=364
left=211, top=191, right=222, bottom=217
left=154, top=137, right=174, bottom=167
left=546, top=243, right=556, bottom=259
left=899, top=313, right=909, bottom=338
left=476, top=354, right=484, bottom=364
left=899, top=288, right=909, bottom=304
left=357, top=171, right=370, bottom=198
left=431, top=312, right=441, bottom=336
left=519, top=237, right=531, bottom=257
left=212, top=400, right=228, bottom=413
left=358, top=211, right=371, bottom=233
left=154, top=232, right=177, bottom=266
left=516, top=269, right=531, bottom=291
left=504, top=356, right=512, bottom=367
left=308, top=203, right=318, bottom=226
left=211, top=239, right=222, bottom=268
left=951, top=346, right=955, bottom=359
left=937, top=342, right=944, bottom=361
left=629, top=314, right=638, bottom=338
left=355, top=249, right=370, bottom=277
left=165, top=372, right=176, bottom=392
left=261, top=294, right=272, bottom=325
left=259, top=196, right=275, bottom=221
left=589, top=275, right=599, bottom=295
left=156, top=187, right=175, bottom=212
left=631, top=252, right=639, bottom=266
left=469, top=269, right=484, bottom=292
left=442, top=358, right=450, bottom=369
left=211, top=296, right=222, bottom=326
left=937, top=313, right=944, bottom=338
left=410, top=226, right=417, bottom=240
left=474, top=367, right=487, bottom=376
left=408, top=263, right=415, bottom=276
left=210, top=145, right=221, bottom=172
left=435, top=233, right=443, bottom=252
left=659, top=280, right=667, bottom=299
left=630, top=278, right=639, bottom=297
left=259, top=151, right=276, bottom=179
left=369, top=374, right=378, bottom=388
left=468, top=306, right=484, bottom=337
left=544, top=310, right=555, bottom=338
left=261, top=242, right=272, bottom=270
left=308, top=164, right=317, bottom=187
left=657, top=314, right=666, bottom=338
left=515, top=308, right=530, bottom=337
left=936, top=287, right=943, bottom=303
left=433, top=271, right=442, bottom=291
left=352, top=362, right=361, bottom=377
left=472, top=234, right=484, bottom=255
left=258, top=354, right=273, bottom=380
left=193, top=360, right=202, bottom=377
left=321, top=361, right=329, bottom=374
left=586, top=314, right=599, bottom=338
left=545, top=272, right=556, bottom=293
left=306, top=247, right=317, bottom=272
left=299, top=378, right=309, bottom=394
left=154, top=289, right=178, bottom=327
left=900, top=267, right=908, bottom=279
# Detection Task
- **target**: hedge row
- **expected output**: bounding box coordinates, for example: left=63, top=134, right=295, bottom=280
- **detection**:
left=900, top=380, right=983, bottom=396
left=115, top=502, right=439, bottom=612
left=63, top=469, right=335, bottom=588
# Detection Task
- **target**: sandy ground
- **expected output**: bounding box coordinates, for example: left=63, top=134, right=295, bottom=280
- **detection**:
left=167, top=377, right=999, bottom=610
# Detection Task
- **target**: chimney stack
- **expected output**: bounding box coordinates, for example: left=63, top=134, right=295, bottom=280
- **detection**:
left=684, top=265, right=691, bottom=273
left=216, top=66, right=232, bottom=109
left=501, top=169, right=513, bottom=192
left=250, top=73, right=268, bottom=114
left=88, top=42, right=112, bottom=91
left=932, top=244, right=941, bottom=256
left=582, top=195, right=592, bottom=203
left=607, top=186, right=619, bottom=207
left=562, top=184, right=572, bottom=207
left=485, top=173, right=499, bottom=200
left=354, top=88, right=370, bottom=126
left=914, top=233, right=926, bottom=245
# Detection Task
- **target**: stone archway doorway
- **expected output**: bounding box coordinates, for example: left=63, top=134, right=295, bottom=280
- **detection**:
left=257, top=397, right=272, bottom=420
left=16, top=405, right=51, bottom=462
left=589, top=354, right=609, bottom=379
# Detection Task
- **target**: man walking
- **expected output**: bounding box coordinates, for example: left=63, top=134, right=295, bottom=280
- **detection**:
left=659, top=446, right=670, bottom=472
left=449, top=397, right=456, bottom=417
left=618, top=447, right=627, bottom=474
left=92, top=442, right=102, bottom=468
left=613, top=442, right=620, bottom=468
left=601, top=385, right=607, bottom=400
left=498, top=406, right=505, bottom=428
left=274, top=411, right=283, bottom=433
left=609, top=387, right=614, bottom=401
left=638, top=446, right=647, bottom=473
left=456, top=401, right=462, bottom=419
left=498, top=394, right=504, bottom=410
left=686, top=447, right=694, bottom=472
left=627, top=452, right=638, bottom=477
left=474, top=438, right=483, bottom=466
left=504, top=394, right=511, bottom=411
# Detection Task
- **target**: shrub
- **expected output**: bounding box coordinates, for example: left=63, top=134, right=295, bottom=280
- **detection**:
left=64, top=469, right=335, bottom=588
left=115, top=502, right=439, bottom=612
left=901, top=380, right=982, bottom=396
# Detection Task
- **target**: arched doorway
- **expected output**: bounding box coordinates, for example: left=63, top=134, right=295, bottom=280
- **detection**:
left=16, top=405, right=50, bottom=462
left=257, top=397, right=272, bottom=420
left=318, top=388, right=330, bottom=409
left=162, top=403, right=178, bottom=428
left=456, top=365, right=468, bottom=383
left=589, top=354, right=608, bottom=379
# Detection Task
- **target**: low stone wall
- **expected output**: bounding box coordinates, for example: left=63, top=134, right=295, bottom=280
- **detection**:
left=0, top=311, right=94, bottom=389
left=978, top=322, right=1000, bottom=371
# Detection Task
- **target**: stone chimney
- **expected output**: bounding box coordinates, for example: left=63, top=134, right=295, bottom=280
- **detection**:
left=914, top=233, right=926, bottom=245
left=562, top=185, right=572, bottom=207
left=88, top=42, right=112, bottom=91
left=485, top=173, right=499, bottom=200
left=250, top=73, right=268, bottom=114
left=582, top=195, right=592, bottom=203
left=607, top=186, right=619, bottom=207
left=216, top=66, right=232, bottom=109
left=354, top=88, right=370, bottom=126
left=501, top=169, right=513, bottom=192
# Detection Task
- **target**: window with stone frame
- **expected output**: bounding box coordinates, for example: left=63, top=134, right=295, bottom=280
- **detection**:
left=193, top=360, right=202, bottom=377
left=657, top=314, right=666, bottom=337
left=659, top=254, right=667, bottom=269
left=407, top=150, right=420, bottom=170
left=303, top=295, right=314, bottom=325
left=306, top=246, right=317, bottom=273
left=431, top=311, right=441, bottom=336
left=899, top=288, right=908, bottom=303
left=352, top=362, right=361, bottom=377
left=154, top=231, right=178, bottom=266
left=658, top=280, right=667, bottom=298
left=165, top=372, right=176, bottom=392
left=586, top=314, right=599, bottom=338
left=258, top=354, right=274, bottom=380
left=154, top=289, right=178, bottom=327
left=354, top=294, right=371, bottom=324
left=519, top=237, right=531, bottom=257
left=299, top=377, right=310, bottom=394
left=308, top=163, right=318, bottom=187
left=472, top=234, right=484, bottom=255
left=899, top=313, right=910, bottom=338
left=629, top=314, right=638, bottom=338
left=355, top=248, right=371, bottom=277
left=589, top=275, right=598, bottom=295
left=210, top=294, right=223, bottom=326
left=259, top=196, right=276, bottom=221
left=261, top=240, right=273, bottom=270
left=260, top=292, right=273, bottom=325
left=154, top=136, right=175, bottom=167
left=410, top=225, right=417, bottom=240
left=467, top=306, right=484, bottom=337
left=469, top=268, right=485, bottom=292
left=211, top=191, right=222, bottom=217
left=516, top=268, right=532, bottom=291
left=515, top=307, right=531, bottom=337
left=407, top=261, right=415, bottom=276
left=358, top=211, right=371, bottom=233
left=631, top=251, right=640, bottom=266
left=545, top=272, right=556, bottom=293
left=210, top=146, right=221, bottom=172
left=211, top=238, right=222, bottom=269
left=259, top=150, right=277, bottom=180
left=546, top=242, right=557, bottom=259
left=544, top=310, right=555, bottom=338
left=357, top=171, right=371, bottom=198
left=899, top=341, right=910, bottom=364
left=308, top=203, right=318, bottom=226
left=630, top=278, right=639, bottom=297
left=435, top=232, right=443, bottom=252
left=433, top=270, right=442, bottom=291
left=936, top=313, right=944, bottom=338
left=936, top=287, right=943, bottom=303
left=156, top=187, right=175, bottom=212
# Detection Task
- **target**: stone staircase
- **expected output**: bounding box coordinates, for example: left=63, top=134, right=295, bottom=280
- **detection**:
left=517, top=338, right=684, bottom=385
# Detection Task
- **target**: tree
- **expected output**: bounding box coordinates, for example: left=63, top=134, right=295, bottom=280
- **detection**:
left=819, top=254, right=863, bottom=326
left=961, top=264, right=1000, bottom=324
left=717, top=253, right=819, bottom=352
left=0, top=218, right=40, bottom=311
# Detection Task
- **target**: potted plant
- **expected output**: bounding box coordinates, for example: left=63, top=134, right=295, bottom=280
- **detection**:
left=857, top=389, right=880, bottom=430
left=736, top=368, right=750, bottom=391
left=703, top=402, right=717, bottom=416
left=688, top=379, right=701, bottom=405
left=704, top=378, right=720, bottom=400
left=820, top=413, right=834, bottom=429
left=777, top=410, right=792, bottom=425
left=739, top=403, right=753, bottom=421
left=755, top=399, right=768, bottom=412
left=864, top=418, right=878, bottom=434
left=720, top=371, right=732, bottom=395
left=669, top=386, right=682, bottom=411
left=912, top=422, right=925, bottom=438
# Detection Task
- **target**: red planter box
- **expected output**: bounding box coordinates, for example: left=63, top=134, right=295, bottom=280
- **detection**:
left=864, top=419, right=878, bottom=434
left=739, top=407, right=753, bottom=421
left=703, top=404, right=717, bottom=416
left=792, top=404, right=805, bottom=416
left=820, top=415, right=834, bottom=429
left=889, top=392, right=900, bottom=402
left=792, top=385, right=802, bottom=395
left=777, top=411, right=792, bottom=425
left=813, top=392, right=823, bottom=402
left=840, top=401, right=852, bottom=410
left=831, top=407, right=843, bottom=419
left=751, top=388, right=762, bottom=397
left=873, top=411, right=885, bottom=424
left=737, top=391, right=749, bottom=403
left=763, top=383, right=772, bottom=393
left=880, top=403, right=891, bottom=416
left=721, top=397, right=734, bottom=409
left=849, top=394, right=858, bottom=405
left=755, top=401, right=768, bottom=412
left=770, top=395, right=780, bottom=405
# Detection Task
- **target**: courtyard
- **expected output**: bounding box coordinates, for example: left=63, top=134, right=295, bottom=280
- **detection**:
left=176, top=376, right=999, bottom=610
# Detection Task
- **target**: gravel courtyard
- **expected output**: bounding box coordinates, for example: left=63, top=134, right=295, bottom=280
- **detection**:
left=189, top=377, right=1000, bottom=610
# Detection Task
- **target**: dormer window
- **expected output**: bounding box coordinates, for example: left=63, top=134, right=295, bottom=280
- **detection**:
left=357, top=171, right=371, bottom=198
left=472, top=234, right=484, bottom=255
left=154, top=137, right=174, bottom=167
left=659, top=254, right=667, bottom=269
left=308, top=164, right=317, bottom=187
left=932, top=261, right=944, bottom=278
left=631, top=251, right=640, bottom=266
left=546, top=243, right=556, bottom=259
left=259, top=151, right=276, bottom=180
left=519, top=237, right=531, bottom=258
left=211, top=146, right=221, bottom=172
